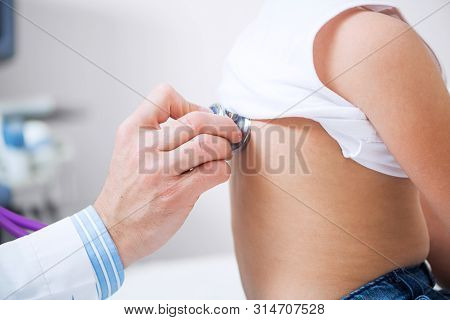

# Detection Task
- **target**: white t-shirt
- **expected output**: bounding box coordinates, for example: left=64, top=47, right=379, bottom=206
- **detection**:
left=218, top=0, right=446, bottom=178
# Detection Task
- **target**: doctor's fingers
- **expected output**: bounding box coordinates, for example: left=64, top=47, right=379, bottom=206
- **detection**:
left=124, top=84, right=207, bottom=130
left=177, top=160, right=231, bottom=201
left=157, top=112, right=242, bottom=151
left=165, top=134, right=232, bottom=176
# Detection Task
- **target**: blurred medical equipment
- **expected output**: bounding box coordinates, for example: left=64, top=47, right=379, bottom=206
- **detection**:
left=209, top=104, right=251, bottom=151
left=0, top=96, right=72, bottom=241
left=0, top=0, right=14, bottom=60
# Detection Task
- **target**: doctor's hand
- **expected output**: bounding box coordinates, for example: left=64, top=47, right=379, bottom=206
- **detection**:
left=94, top=84, right=242, bottom=267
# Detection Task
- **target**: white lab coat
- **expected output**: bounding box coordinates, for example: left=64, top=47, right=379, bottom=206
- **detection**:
left=0, top=207, right=123, bottom=299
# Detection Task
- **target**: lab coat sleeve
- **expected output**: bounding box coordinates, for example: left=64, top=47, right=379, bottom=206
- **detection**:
left=0, top=206, right=124, bottom=300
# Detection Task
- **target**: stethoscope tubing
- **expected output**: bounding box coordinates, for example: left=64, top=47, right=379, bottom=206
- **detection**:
left=0, top=206, right=47, bottom=238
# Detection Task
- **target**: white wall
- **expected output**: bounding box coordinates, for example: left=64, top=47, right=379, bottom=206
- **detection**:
left=0, top=0, right=448, bottom=260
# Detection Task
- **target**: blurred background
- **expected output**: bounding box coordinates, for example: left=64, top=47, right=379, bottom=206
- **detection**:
left=0, top=0, right=448, bottom=299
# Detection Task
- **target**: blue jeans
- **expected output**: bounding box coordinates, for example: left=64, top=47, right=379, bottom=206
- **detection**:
left=342, top=263, right=450, bottom=300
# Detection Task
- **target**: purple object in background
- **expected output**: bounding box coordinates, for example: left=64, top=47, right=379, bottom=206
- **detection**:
left=0, top=206, right=47, bottom=238
left=0, top=211, right=28, bottom=238
left=0, top=206, right=47, bottom=231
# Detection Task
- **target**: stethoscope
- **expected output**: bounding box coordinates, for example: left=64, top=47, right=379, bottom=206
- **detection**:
left=0, top=206, right=47, bottom=238
left=209, top=103, right=251, bottom=151
left=0, top=104, right=250, bottom=239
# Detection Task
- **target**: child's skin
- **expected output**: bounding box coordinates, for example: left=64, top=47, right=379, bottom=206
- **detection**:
left=230, top=8, right=450, bottom=299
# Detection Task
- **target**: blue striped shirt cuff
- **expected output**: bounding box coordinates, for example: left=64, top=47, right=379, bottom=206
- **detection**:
left=71, top=206, right=125, bottom=299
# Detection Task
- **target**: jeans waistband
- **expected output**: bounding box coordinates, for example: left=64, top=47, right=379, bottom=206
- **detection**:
left=390, top=263, right=436, bottom=297
left=342, top=262, right=438, bottom=300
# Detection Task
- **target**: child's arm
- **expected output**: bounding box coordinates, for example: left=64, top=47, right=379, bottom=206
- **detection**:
left=421, top=194, right=450, bottom=289
left=314, top=8, right=450, bottom=246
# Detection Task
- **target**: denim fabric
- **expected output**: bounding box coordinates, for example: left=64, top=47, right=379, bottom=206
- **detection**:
left=342, top=263, right=450, bottom=300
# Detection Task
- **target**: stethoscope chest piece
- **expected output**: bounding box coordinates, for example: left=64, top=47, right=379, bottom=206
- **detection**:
left=209, top=103, right=251, bottom=151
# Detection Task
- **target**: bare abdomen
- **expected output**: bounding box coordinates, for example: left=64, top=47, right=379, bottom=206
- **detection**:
left=230, top=117, right=429, bottom=299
